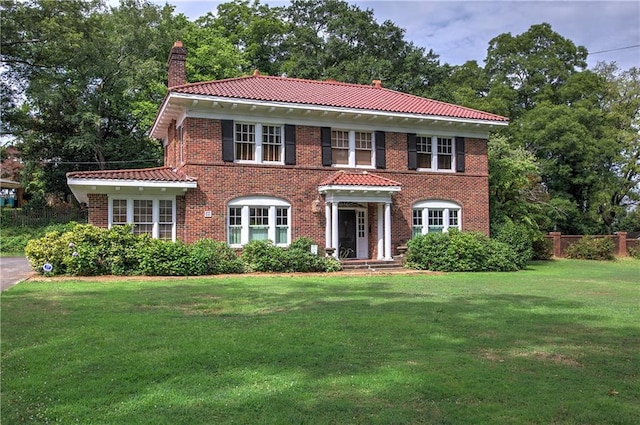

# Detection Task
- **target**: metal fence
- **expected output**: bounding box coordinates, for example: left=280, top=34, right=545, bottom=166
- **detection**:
left=0, top=208, right=88, bottom=227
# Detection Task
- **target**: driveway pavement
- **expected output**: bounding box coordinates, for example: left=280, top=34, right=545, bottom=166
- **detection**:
left=1, top=257, right=34, bottom=291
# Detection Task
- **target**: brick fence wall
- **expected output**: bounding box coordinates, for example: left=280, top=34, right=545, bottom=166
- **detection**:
left=544, top=232, right=638, bottom=257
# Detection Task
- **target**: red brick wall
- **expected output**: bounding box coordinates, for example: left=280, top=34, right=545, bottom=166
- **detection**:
left=164, top=117, right=489, bottom=256
left=87, top=194, right=108, bottom=228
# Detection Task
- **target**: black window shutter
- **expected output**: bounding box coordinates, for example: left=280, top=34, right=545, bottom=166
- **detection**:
left=221, top=119, right=234, bottom=162
left=455, top=136, right=465, bottom=172
left=375, top=131, right=386, bottom=169
left=284, top=124, right=296, bottom=165
left=321, top=127, right=332, bottom=166
left=407, top=133, right=417, bottom=170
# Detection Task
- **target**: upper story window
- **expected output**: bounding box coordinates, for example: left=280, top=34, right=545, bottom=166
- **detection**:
left=227, top=196, right=291, bottom=247
left=234, top=122, right=283, bottom=163
left=417, top=136, right=454, bottom=171
left=223, top=120, right=295, bottom=166
left=355, top=132, right=373, bottom=166
left=235, top=123, right=255, bottom=161
left=109, top=197, right=176, bottom=241
left=409, top=134, right=464, bottom=172
left=330, top=129, right=374, bottom=168
left=412, top=200, right=461, bottom=237
left=331, top=130, right=350, bottom=165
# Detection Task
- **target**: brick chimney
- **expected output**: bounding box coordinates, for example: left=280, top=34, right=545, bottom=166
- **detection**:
left=167, top=41, right=187, bottom=88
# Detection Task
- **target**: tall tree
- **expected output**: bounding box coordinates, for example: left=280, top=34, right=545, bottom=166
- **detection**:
left=1, top=0, right=188, bottom=198
left=281, top=0, right=446, bottom=96
left=484, top=23, right=588, bottom=119
left=592, top=64, right=640, bottom=232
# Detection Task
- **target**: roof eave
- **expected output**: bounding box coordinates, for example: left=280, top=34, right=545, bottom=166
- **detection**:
left=165, top=92, right=509, bottom=127
left=318, top=184, right=401, bottom=194
left=67, top=177, right=197, bottom=204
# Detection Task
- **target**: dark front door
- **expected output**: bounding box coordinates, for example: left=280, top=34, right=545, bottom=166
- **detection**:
left=338, top=210, right=356, bottom=259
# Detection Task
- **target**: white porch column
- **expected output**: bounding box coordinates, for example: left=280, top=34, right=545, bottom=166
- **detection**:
left=377, top=203, right=384, bottom=260
left=331, top=201, right=339, bottom=258
left=325, top=202, right=332, bottom=250
left=384, top=202, right=392, bottom=260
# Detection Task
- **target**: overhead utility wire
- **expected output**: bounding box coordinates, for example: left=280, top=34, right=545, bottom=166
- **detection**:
left=46, top=159, right=161, bottom=165
left=590, top=44, right=640, bottom=55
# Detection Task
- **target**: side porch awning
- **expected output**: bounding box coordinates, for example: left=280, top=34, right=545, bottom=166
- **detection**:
left=66, top=166, right=198, bottom=204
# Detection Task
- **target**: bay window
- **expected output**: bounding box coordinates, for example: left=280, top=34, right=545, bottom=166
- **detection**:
left=412, top=200, right=461, bottom=236
left=109, top=197, right=176, bottom=241
left=227, top=196, right=291, bottom=247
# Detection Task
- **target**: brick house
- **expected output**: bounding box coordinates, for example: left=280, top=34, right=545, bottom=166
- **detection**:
left=67, top=41, right=508, bottom=260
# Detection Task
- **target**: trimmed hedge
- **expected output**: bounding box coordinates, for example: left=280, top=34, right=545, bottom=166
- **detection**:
left=406, top=230, right=524, bottom=272
left=565, top=236, right=615, bottom=261
left=24, top=224, right=339, bottom=276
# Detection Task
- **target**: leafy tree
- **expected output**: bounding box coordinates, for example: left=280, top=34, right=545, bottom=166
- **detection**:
left=197, top=0, right=286, bottom=77
left=484, top=22, right=588, bottom=118
left=281, top=0, right=446, bottom=96
left=1, top=0, right=188, bottom=198
left=488, top=135, right=547, bottom=234
left=592, top=64, right=640, bottom=232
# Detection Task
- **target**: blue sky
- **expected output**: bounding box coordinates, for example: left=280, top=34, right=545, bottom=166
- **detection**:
left=148, top=0, right=640, bottom=71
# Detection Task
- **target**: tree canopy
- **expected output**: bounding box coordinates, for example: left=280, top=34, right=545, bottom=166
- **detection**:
left=1, top=0, right=638, bottom=233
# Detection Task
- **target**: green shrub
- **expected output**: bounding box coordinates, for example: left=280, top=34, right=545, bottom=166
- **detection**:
left=565, top=237, right=615, bottom=261
left=486, top=240, right=521, bottom=272
left=138, top=239, right=193, bottom=276
left=406, top=230, right=523, bottom=272
left=25, top=230, right=75, bottom=275
left=241, top=240, right=288, bottom=272
left=189, top=239, right=244, bottom=275
left=281, top=238, right=324, bottom=272
left=492, top=220, right=533, bottom=268
left=25, top=224, right=342, bottom=276
left=532, top=238, right=553, bottom=260
left=241, top=238, right=341, bottom=273
left=629, top=246, right=640, bottom=259
left=64, top=224, right=111, bottom=276
left=103, top=225, right=146, bottom=275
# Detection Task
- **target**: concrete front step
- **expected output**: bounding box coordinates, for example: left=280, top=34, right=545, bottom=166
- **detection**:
left=341, top=260, right=405, bottom=271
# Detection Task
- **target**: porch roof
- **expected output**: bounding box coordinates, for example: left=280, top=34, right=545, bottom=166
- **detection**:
left=319, top=171, right=401, bottom=188
left=66, top=167, right=197, bottom=204
left=318, top=171, right=401, bottom=203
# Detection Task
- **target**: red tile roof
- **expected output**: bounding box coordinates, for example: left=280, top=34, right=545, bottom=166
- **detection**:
left=171, top=75, right=508, bottom=122
left=66, top=167, right=197, bottom=182
left=319, top=171, right=401, bottom=187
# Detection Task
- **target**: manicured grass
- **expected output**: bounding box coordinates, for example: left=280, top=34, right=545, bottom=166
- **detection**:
left=2, top=260, right=639, bottom=424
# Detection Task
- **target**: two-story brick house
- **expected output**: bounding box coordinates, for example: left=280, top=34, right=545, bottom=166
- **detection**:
left=67, top=41, right=508, bottom=260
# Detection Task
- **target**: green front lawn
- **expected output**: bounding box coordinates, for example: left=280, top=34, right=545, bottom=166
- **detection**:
left=2, top=260, right=639, bottom=424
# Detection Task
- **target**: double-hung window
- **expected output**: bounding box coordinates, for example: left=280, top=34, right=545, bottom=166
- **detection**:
left=355, top=132, right=373, bottom=166
left=437, top=138, right=453, bottom=169
left=412, top=200, right=461, bottom=236
left=262, top=125, right=282, bottom=162
left=416, top=136, right=432, bottom=169
left=235, top=123, right=255, bottom=161
left=227, top=196, right=291, bottom=247
left=249, top=207, right=269, bottom=241
left=416, top=136, right=454, bottom=171
left=133, top=200, right=154, bottom=236
left=331, top=130, right=350, bottom=165
left=235, top=123, right=283, bottom=163
left=109, top=197, right=176, bottom=241
left=331, top=130, right=374, bottom=168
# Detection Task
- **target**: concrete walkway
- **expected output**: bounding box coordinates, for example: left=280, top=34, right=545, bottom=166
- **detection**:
left=1, top=257, right=34, bottom=291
